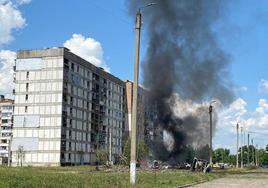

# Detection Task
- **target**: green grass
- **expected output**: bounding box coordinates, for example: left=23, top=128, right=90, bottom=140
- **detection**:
left=0, top=166, right=220, bottom=188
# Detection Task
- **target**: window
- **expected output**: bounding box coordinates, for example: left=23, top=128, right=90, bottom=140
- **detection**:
left=25, top=94, right=28, bottom=101
left=26, top=83, right=29, bottom=91
left=71, top=63, right=74, bottom=71
left=26, top=72, right=29, bottom=79
left=70, top=108, right=72, bottom=115
left=70, top=97, right=73, bottom=105
left=1, top=119, right=8, bottom=124
left=61, top=153, right=64, bottom=159
left=25, top=106, right=28, bottom=113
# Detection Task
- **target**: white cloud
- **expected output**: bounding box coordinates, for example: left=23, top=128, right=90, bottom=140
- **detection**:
left=0, top=1, right=26, bottom=45
left=0, top=50, right=15, bottom=97
left=16, top=0, right=31, bottom=5
left=63, top=34, right=110, bottom=72
left=233, top=86, right=248, bottom=93
left=256, top=99, right=268, bottom=113
left=258, top=79, right=268, bottom=93
left=216, top=97, right=268, bottom=153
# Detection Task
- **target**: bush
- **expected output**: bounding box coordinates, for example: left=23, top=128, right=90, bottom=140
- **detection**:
left=96, top=149, right=108, bottom=165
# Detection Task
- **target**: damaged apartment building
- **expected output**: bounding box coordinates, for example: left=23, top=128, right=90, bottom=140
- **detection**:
left=11, top=47, right=160, bottom=166
left=11, top=48, right=125, bottom=166
left=0, top=96, right=14, bottom=165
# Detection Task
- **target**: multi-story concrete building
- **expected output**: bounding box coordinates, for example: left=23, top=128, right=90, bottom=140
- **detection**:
left=124, top=80, right=163, bottom=159
left=0, top=96, right=14, bottom=165
left=125, top=80, right=147, bottom=142
left=11, top=48, right=125, bottom=166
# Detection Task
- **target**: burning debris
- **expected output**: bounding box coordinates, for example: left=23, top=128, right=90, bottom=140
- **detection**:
left=126, top=0, right=233, bottom=163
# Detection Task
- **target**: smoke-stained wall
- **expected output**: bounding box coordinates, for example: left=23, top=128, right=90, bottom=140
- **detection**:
left=126, top=0, right=233, bottom=162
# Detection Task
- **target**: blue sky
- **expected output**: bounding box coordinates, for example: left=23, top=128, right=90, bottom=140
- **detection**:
left=1, top=0, right=268, bottom=153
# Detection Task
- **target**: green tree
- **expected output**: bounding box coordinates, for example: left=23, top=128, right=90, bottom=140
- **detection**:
left=122, top=138, right=149, bottom=165
left=96, top=149, right=108, bottom=165
left=227, top=154, right=236, bottom=165
left=212, top=148, right=230, bottom=164
left=238, top=145, right=256, bottom=165
left=258, top=148, right=268, bottom=165
left=137, top=140, right=149, bottom=161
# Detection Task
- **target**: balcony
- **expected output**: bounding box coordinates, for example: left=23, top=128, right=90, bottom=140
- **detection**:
left=1, top=129, right=12, bottom=133
left=0, top=143, right=8, bottom=147
left=0, top=136, right=11, bottom=140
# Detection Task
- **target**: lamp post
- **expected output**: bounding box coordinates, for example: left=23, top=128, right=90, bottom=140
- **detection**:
left=240, top=127, right=243, bottom=168
left=209, top=100, right=216, bottom=165
left=251, top=139, right=254, bottom=165
left=236, top=123, right=239, bottom=168
left=247, top=133, right=250, bottom=167
left=130, top=3, right=156, bottom=185
left=8, top=133, right=13, bottom=167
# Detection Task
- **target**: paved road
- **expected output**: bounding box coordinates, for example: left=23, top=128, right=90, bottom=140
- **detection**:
left=190, top=174, right=268, bottom=188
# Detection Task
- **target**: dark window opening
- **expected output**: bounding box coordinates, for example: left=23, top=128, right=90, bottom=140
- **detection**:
left=26, top=83, right=29, bottom=91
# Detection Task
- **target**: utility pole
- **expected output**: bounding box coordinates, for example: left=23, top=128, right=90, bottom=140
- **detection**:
left=236, top=123, right=239, bottom=168
left=251, top=139, right=254, bottom=165
left=130, top=10, right=141, bottom=185
left=7, top=138, right=12, bottom=167
left=255, top=144, right=258, bottom=166
left=247, top=133, right=249, bottom=167
left=240, top=127, right=243, bottom=168
left=109, top=127, right=112, bottom=165
left=209, top=101, right=216, bottom=165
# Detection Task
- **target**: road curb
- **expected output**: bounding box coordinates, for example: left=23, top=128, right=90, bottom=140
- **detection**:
left=176, top=179, right=210, bottom=188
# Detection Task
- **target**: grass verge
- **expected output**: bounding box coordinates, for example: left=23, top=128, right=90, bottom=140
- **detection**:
left=0, top=166, right=220, bottom=188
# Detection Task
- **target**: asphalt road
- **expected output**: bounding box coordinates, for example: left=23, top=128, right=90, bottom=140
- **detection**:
left=190, top=174, right=268, bottom=188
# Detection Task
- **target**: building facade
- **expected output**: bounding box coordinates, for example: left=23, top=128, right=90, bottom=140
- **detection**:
left=125, top=80, right=147, bottom=142
left=11, top=48, right=125, bottom=166
left=0, top=96, right=14, bottom=165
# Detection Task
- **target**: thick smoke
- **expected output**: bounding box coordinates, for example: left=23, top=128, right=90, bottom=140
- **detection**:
left=127, top=0, right=233, bottom=162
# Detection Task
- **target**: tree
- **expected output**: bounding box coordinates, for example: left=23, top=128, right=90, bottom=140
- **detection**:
left=17, top=146, right=25, bottom=167
left=96, top=149, right=108, bottom=165
left=137, top=140, right=149, bottom=161
left=122, top=138, right=149, bottom=165
left=212, top=148, right=230, bottom=164
left=258, top=149, right=268, bottom=165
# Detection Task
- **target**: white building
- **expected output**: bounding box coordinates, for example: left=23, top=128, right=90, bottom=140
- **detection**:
left=0, top=96, right=14, bottom=165
left=11, top=48, right=125, bottom=166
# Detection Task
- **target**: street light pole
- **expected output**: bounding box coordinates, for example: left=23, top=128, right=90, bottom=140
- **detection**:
left=130, top=3, right=156, bottom=185
left=236, top=123, right=239, bottom=168
left=255, top=144, right=258, bottom=166
left=240, top=127, right=243, bottom=168
left=247, top=133, right=249, bottom=167
left=251, top=139, right=254, bottom=166
left=209, top=101, right=216, bottom=165
left=130, top=10, right=141, bottom=185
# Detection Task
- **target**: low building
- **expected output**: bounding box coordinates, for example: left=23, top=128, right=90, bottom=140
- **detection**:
left=11, top=48, right=125, bottom=166
left=0, top=96, right=14, bottom=165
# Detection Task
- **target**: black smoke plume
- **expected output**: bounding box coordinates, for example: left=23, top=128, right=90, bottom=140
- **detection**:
left=126, top=0, right=233, bottom=162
